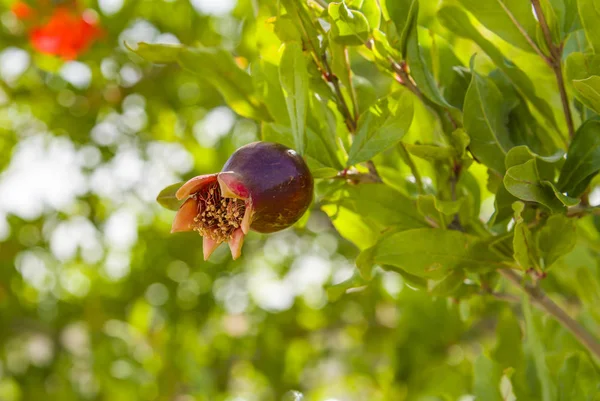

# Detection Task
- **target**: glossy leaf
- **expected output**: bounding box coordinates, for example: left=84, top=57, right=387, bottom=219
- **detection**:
left=578, top=0, right=600, bottom=53
left=439, top=6, right=559, bottom=133
left=279, top=42, right=309, bottom=154
left=572, top=76, right=600, bottom=114
left=536, top=215, right=577, bottom=269
left=504, top=159, right=568, bottom=212
left=512, top=201, right=537, bottom=270
left=473, top=355, right=503, bottom=401
left=406, top=26, right=453, bottom=108
left=357, top=228, right=505, bottom=279
left=557, top=118, right=600, bottom=196
left=134, top=43, right=271, bottom=121
left=329, top=2, right=370, bottom=46
left=347, top=89, right=414, bottom=165
left=523, top=298, right=556, bottom=401
left=385, top=0, right=417, bottom=57
left=156, top=182, right=185, bottom=211
left=463, top=69, right=513, bottom=174
left=456, top=0, right=538, bottom=52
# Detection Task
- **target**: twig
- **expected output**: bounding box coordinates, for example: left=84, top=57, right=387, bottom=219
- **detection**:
left=497, top=0, right=550, bottom=65
left=321, top=55, right=357, bottom=132
left=486, top=291, right=521, bottom=303
left=500, top=269, right=600, bottom=360
left=365, top=161, right=383, bottom=183
left=531, top=0, right=575, bottom=139
left=390, top=58, right=458, bottom=131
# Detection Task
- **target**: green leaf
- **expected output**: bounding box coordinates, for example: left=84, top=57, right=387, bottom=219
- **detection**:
left=491, top=183, right=519, bottom=225
left=417, top=195, right=464, bottom=227
left=279, top=42, right=309, bottom=154
left=557, top=354, right=580, bottom=401
left=504, top=145, right=563, bottom=181
left=572, top=76, right=600, bottom=114
left=406, top=26, right=453, bottom=108
left=557, top=118, right=600, bottom=197
left=326, top=273, right=367, bottom=301
left=328, top=2, right=371, bottom=46
left=129, top=42, right=182, bottom=63
left=322, top=203, right=380, bottom=251
left=536, top=215, right=576, bottom=269
left=359, top=0, right=381, bottom=30
left=133, top=43, right=271, bottom=121
left=262, top=123, right=342, bottom=171
left=565, top=52, right=600, bottom=83
left=523, top=297, right=556, bottom=401
left=504, top=159, right=567, bottom=212
left=404, top=143, right=455, bottom=160
left=347, top=89, right=414, bottom=165
left=254, top=60, right=290, bottom=125
left=492, top=308, right=524, bottom=369
left=456, top=0, right=539, bottom=52
left=556, top=352, right=600, bottom=400
left=577, top=0, right=600, bottom=53
left=439, top=7, right=559, bottom=133
left=427, top=269, right=464, bottom=296
left=473, top=355, right=503, bottom=401
left=356, top=228, right=505, bottom=279
left=156, top=182, right=185, bottom=211
left=280, top=0, right=322, bottom=55
left=464, top=68, right=513, bottom=174
left=385, top=0, right=418, bottom=57
left=334, top=183, right=428, bottom=229
left=512, top=201, right=537, bottom=270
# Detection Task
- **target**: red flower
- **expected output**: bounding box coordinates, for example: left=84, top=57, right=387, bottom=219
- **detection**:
left=29, top=8, right=102, bottom=60
left=11, top=1, right=34, bottom=19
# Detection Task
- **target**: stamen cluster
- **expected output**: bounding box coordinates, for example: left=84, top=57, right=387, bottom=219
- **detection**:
left=192, top=183, right=245, bottom=243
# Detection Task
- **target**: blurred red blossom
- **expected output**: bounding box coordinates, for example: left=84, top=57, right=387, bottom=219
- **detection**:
left=12, top=1, right=103, bottom=60
left=30, top=8, right=103, bottom=59
left=11, top=1, right=34, bottom=19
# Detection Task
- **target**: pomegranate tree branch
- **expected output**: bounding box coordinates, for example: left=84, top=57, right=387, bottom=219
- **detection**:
left=531, top=0, right=575, bottom=139
left=500, top=269, right=600, bottom=360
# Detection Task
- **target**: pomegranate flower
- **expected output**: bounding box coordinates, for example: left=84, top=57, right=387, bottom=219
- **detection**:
left=30, top=8, right=102, bottom=60
left=11, top=1, right=34, bottom=19
left=171, top=142, right=314, bottom=260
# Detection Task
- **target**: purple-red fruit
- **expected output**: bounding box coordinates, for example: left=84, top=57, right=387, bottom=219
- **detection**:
left=171, top=141, right=313, bottom=260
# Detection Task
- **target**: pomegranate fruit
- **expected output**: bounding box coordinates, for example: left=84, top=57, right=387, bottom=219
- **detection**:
left=171, top=142, right=313, bottom=260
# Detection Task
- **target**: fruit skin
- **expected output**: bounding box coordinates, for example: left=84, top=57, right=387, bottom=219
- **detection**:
left=171, top=141, right=314, bottom=260
left=221, top=141, right=313, bottom=233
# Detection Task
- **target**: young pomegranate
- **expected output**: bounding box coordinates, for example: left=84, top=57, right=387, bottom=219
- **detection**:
left=171, top=141, right=313, bottom=260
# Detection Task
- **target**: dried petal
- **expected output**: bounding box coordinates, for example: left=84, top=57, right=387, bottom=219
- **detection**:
left=240, top=201, right=253, bottom=235
left=217, top=171, right=250, bottom=199
left=227, top=228, right=245, bottom=260
left=203, top=236, right=220, bottom=260
left=176, top=173, right=218, bottom=200
left=171, top=197, right=200, bottom=233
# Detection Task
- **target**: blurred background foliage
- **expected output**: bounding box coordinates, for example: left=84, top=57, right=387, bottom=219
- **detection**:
left=0, top=0, right=599, bottom=400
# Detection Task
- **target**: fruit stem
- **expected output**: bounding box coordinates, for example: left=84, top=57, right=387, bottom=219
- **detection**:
left=500, top=269, right=600, bottom=361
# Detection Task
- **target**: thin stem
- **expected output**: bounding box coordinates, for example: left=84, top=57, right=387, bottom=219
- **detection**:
left=365, top=161, right=383, bottom=183
left=554, top=55, right=575, bottom=138
left=390, top=58, right=458, bottom=131
left=322, top=55, right=357, bottom=133
left=497, top=0, right=550, bottom=66
left=531, top=0, right=575, bottom=139
left=397, top=142, right=424, bottom=194
left=487, top=291, right=521, bottom=303
left=500, top=269, right=600, bottom=360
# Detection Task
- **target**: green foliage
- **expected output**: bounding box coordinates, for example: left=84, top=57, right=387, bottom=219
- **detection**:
left=2, top=0, right=600, bottom=400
